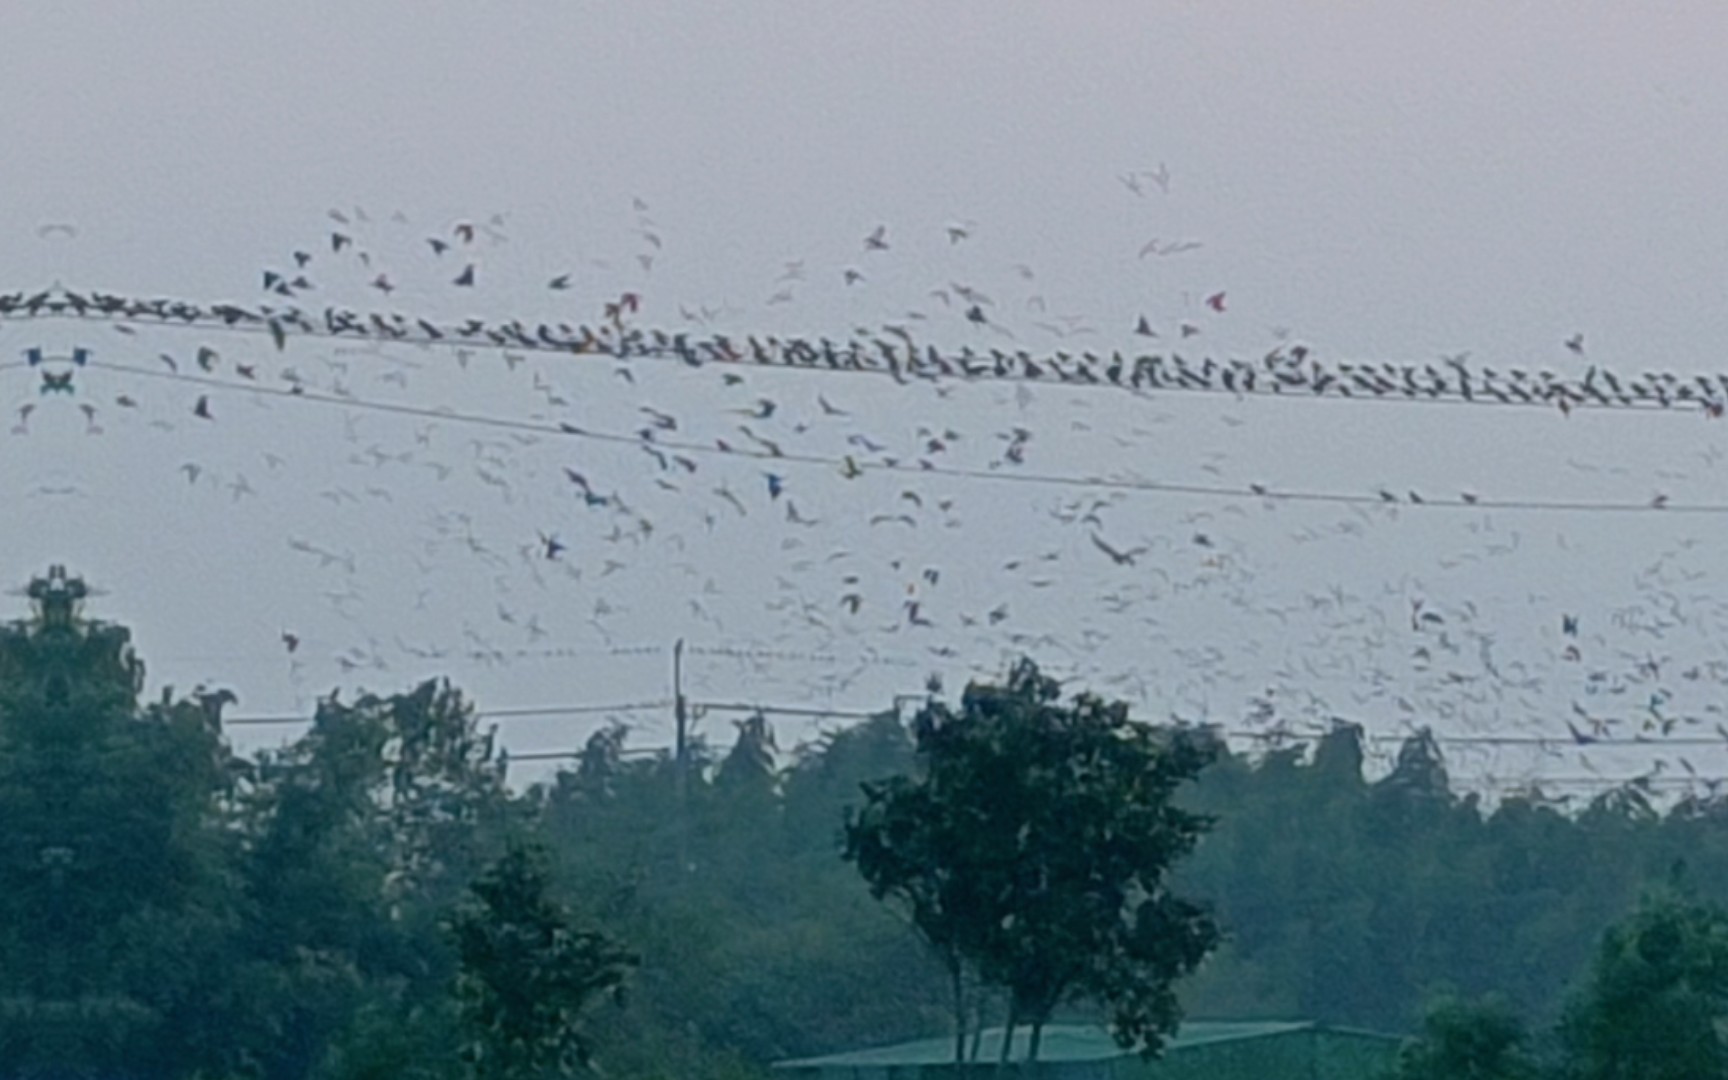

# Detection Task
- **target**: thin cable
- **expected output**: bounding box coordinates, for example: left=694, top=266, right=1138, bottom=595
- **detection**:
left=688, top=701, right=898, bottom=721
left=16, top=296, right=1723, bottom=417
left=224, top=699, right=671, bottom=727
left=85, top=358, right=1728, bottom=516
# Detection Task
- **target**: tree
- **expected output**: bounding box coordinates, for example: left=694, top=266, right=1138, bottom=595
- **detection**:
left=448, top=843, right=637, bottom=1080
left=846, top=659, right=1220, bottom=1062
left=1395, top=994, right=1544, bottom=1080
left=1560, top=890, right=1728, bottom=1080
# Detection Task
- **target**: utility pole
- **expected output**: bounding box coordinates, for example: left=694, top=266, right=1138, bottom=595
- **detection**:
left=672, top=638, right=689, bottom=874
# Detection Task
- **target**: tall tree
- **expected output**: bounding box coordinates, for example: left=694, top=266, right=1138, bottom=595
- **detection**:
left=847, top=659, right=1220, bottom=1062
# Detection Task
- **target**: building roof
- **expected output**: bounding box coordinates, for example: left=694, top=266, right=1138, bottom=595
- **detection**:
left=774, top=1021, right=1328, bottom=1068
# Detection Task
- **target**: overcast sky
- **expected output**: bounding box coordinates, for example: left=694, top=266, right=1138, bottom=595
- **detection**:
left=5, top=3, right=1728, bottom=797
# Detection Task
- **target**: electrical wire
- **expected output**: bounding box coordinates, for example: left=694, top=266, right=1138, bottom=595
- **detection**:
left=81, top=358, right=1728, bottom=516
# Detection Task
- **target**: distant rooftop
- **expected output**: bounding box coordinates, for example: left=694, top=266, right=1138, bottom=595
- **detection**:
left=775, top=1021, right=1329, bottom=1068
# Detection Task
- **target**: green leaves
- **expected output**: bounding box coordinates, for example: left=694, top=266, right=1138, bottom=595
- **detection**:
left=845, top=658, right=1220, bottom=1060
left=1560, top=891, right=1728, bottom=1080
left=448, top=844, right=637, bottom=1080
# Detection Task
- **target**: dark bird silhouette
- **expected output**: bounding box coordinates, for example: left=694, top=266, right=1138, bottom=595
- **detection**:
left=1205, top=292, right=1227, bottom=313
left=454, top=264, right=476, bottom=287
left=1090, top=533, right=1147, bottom=566
left=193, top=395, right=213, bottom=420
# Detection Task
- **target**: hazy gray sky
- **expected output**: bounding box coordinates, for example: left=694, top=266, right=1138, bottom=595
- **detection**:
left=6, top=3, right=1728, bottom=795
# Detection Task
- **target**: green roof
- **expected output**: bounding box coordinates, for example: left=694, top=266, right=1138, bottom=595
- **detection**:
left=775, top=1021, right=1320, bottom=1068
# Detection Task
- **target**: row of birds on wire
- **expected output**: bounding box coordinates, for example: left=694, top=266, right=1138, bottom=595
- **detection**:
left=0, top=287, right=1723, bottom=417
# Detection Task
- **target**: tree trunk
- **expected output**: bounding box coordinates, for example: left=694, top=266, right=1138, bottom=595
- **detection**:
left=1027, top=1020, right=1044, bottom=1063
left=951, top=960, right=966, bottom=1065
left=968, top=989, right=986, bottom=1062
left=999, top=1003, right=1018, bottom=1065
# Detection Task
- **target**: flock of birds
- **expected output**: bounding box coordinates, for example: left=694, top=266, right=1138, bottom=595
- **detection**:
left=11, top=187, right=1728, bottom=805
left=5, top=283, right=1727, bottom=419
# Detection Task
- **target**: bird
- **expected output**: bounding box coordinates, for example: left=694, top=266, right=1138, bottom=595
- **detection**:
left=539, top=532, right=566, bottom=560
left=1090, top=533, right=1148, bottom=566
left=281, top=631, right=300, bottom=654
left=454, top=264, right=476, bottom=287
left=765, top=473, right=785, bottom=500
left=1566, top=720, right=1597, bottom=745
left=1205, top=292, right=1227, bottom=313
left=1565, top=333, right=1585, bottom=355
left=548, top=273, right=572, bottom=290
left=1134, top=315, right=1158, bottom=337
left=193, top=396, right=213, bottom=420
left=864, top=225, right=889, bottom=251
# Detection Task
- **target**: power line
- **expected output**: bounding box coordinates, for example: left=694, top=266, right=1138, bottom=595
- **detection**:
left=84, top=357, right=1728, bottom=516
left=1227, top=728, right=1728, bottom=749
left=16, top=288, right=1728, bottom=418
left=224, top=698, right=671, bottom=727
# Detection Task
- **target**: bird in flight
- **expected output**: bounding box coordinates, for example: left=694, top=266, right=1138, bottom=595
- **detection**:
left=864, top=225, right=889, bottom=251
left=1090, top=533, right=1148, bottom=566
left=1205, top=292, right=1227, bottom=313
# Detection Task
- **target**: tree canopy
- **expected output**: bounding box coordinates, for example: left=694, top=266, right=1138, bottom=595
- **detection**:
left=846, top=659, right=1221, bottom=1061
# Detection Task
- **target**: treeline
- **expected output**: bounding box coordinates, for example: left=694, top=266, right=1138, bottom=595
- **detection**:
left=6, top=571, right=1728, bottom=1078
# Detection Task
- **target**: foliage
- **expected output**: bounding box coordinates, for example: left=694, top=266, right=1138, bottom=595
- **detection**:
left=846, top=659, right=1221, bottom=1061
left=1395, top=994, right=1544, bottom=1080
left=448, top=843, right=637, bottom=1080
left=22, top=568, right=1728, bottom=1080
left=1559, top=890, right=1728, bottom=1080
